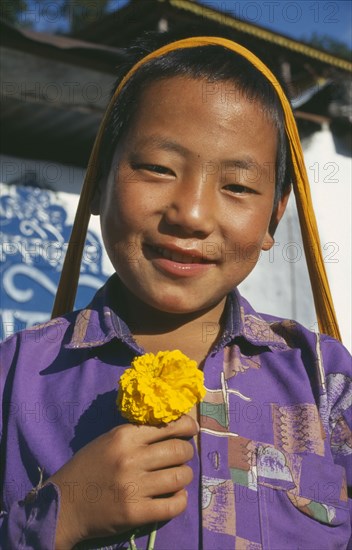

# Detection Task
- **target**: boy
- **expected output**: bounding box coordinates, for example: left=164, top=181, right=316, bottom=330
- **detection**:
left=1, top=35, right=351, bottom=549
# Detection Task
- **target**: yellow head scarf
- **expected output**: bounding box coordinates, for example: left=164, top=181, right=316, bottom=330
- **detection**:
left=52, top=36, right=341, bottom=341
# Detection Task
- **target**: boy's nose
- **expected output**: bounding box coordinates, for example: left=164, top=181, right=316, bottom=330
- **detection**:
left=163, top=175, right=215, bottom=236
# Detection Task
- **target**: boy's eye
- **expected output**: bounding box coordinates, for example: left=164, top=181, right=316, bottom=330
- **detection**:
left=133, top=163, right=174, bottom=175
left=224, top=184, right=255, bottom=194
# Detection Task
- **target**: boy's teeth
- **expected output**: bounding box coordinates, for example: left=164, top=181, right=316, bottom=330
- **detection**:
left=157, top=247, right=201, bottom=263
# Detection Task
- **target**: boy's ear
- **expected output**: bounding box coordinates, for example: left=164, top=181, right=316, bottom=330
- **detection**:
left=262, top=185, right=291, bottom=251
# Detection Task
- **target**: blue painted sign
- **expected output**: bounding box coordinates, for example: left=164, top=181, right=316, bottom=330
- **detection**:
left=0, top=184, right=108, bottom=340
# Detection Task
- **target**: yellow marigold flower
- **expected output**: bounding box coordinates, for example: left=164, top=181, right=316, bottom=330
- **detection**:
left=117, top=350, right=206, bottom=425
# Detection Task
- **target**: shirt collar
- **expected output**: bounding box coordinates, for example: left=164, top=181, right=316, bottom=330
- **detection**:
left=65, top=276, right=142, bottom=352
left=66, top=275, right=288, bottom=352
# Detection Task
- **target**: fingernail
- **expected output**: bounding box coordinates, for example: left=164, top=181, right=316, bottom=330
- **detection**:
left=195, top=420, right=200, bottom=433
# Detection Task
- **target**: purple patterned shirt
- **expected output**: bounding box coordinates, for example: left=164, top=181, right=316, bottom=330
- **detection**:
left=1, top=276, right=351, bottom=549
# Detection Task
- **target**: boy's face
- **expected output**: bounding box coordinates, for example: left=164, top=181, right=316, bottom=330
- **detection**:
left=96, top=76, right=288, bottom=315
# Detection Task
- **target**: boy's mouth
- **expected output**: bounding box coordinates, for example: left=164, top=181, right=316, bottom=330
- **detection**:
left=155, top=246, right=208, bottom=264
left=144, top=243, right=218, bottom=278
left=145, top=244, right=216, bottom=264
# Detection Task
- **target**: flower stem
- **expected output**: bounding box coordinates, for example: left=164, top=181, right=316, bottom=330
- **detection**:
left=129, top=533, right=138, bottom=550
left=147, top=523, right=158, bottom=550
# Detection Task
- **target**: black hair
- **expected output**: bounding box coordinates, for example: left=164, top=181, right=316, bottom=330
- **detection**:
left=100, top=33, right=292, bottom=204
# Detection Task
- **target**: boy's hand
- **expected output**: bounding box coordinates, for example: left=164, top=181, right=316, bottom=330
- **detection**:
left=48, top=414, right=198, bottom=549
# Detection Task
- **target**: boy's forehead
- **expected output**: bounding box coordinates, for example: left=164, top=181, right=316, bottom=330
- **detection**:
left=119, top=76, right=277, bottom=148
left=124, top=76, right=275, bottom=139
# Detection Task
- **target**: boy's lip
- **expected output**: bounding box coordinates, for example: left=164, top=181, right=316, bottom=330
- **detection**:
left=145, top=242, right=219, bottom=264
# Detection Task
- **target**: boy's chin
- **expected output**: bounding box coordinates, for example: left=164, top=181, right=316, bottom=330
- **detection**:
left=142, top=293, right=225, bottom=318
left=117, top=275, right=228, bottom=317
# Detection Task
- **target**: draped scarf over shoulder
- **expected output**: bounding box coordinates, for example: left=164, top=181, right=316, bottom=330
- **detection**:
left=51, top=36, right=341, bottom=341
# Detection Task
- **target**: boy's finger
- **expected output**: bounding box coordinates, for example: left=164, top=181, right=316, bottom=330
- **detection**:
left=142, top=465, right=193, bottom=498
left=129, top=414, right=199, bottom=444
left=139, top=489, right=189, bottom=524
left=142, top=438, right=194, bottom=471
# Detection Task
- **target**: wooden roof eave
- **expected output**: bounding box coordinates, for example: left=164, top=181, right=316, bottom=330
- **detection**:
left=0, top=18, right=128, bottom=74
left=164, top=0, right=352, bottom=72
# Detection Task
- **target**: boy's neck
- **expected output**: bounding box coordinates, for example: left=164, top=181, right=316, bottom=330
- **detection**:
left=117, top=286, right=227, bottom=365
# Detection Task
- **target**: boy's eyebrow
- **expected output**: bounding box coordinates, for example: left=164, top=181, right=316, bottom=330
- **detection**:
left=133, top=135, right=190, bottom=157
left=222, top=157, right=261, bottom=171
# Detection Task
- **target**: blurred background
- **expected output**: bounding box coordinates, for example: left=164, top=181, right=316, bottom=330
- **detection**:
left=1, top=0, right=351, bottom=350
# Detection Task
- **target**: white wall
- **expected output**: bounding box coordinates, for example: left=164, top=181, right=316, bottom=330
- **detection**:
left=239, top=126, right=351, bottom=351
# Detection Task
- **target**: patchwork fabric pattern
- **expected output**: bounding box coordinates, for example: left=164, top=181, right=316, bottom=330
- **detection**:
left=257, top=445, right=296, bottom=491
left=240, top=308, right=288, bottom=348
left=326, top=373, right=352, bottom=423
left=325, top=373, right=352, bottom=457
left=223, top=344, right=261, bottom=379
left=286, top=492, right=337, bottom=524
left=200, top=314, right=350, bottom=546
left=331, top=417, right=352, bottom=456
left=202, top=477, right=236, bottom=536
left=235, top=537, right=262, bottom=549
left=228, top=436, right=257, bottom=490
left=272, top=403, right=325, bottom=455
left=200, top=388, right=228, bottom=432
